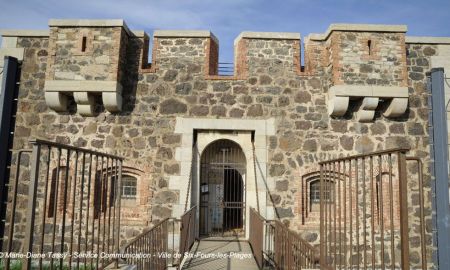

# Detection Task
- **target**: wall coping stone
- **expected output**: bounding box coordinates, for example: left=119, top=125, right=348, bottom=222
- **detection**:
left=0, top=30, right=50, bottom=37
left=405, top=36, right=450, bottom=44
left=48, top=19, right=135, bottom=36
left=0, top=29, right=146, bottom=38
left=154, top=30, right=218, bottom=43
left=307, top=23, right=408, bottom=41
left=234, top=31, right=300, bottom=45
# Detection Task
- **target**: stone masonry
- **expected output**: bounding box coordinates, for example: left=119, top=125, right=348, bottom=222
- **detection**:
left=1, top=20, right=450, bottom=269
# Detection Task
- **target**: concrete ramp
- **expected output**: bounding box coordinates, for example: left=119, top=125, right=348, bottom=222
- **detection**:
left=181, top=240, right=259, bottom=270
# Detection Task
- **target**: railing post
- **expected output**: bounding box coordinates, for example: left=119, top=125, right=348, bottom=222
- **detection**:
left=22, top=142, right=41, bottom=270
left=319, top=164, right=325, bottom=268
left=398, top=151, right=410, bottom=270
left=115, top=160, right=123, bottom=268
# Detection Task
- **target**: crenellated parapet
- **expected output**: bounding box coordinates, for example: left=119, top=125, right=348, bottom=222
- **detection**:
left=0, top=20, right=426, bottom=120
left=307, top=24, right=409, bottom=121
left=42, top=19, right=144, bottom=116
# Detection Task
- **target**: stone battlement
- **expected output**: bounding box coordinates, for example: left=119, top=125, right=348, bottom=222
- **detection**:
left=2, top=19, right=450, bottom=118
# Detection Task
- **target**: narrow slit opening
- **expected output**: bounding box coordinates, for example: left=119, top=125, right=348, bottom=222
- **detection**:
left=367, top=40, right=372, bottom=55
left=81, top=36, right=87, bottom=52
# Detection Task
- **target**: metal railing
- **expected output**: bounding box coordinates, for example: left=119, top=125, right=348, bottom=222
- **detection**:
left=317, top=148, right=428, bottom=270
left=121, top=206, right=197, bottom=270
left=121, top=218, right=172, bottom=270
left=249, top=208, right=318, bottom=269
left=249, top=208, right=265, bottom=268
left=273, top=220, right=319, bottom=270
left=3, top=139, right=124, bottom=270
left=218, top=62, right=234, bottom=76
left=179, top=205, right=196, bottom=266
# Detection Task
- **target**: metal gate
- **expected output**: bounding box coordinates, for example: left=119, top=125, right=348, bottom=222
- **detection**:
left=199, top=139, right=246, bottom=237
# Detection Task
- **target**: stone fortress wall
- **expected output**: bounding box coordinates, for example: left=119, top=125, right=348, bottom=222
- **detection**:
left=1, top=20, right=450, bottom=256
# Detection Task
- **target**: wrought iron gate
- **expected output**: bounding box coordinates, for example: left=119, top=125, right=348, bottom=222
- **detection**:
left=199, top=139, right=246, bottom=237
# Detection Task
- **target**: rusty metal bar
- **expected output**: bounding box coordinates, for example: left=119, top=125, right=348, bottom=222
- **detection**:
left=320, top=164, right=325, bottom=268
left=398, top=152, right=410, bottom=270
left=5, top=150, right=32, bottom=270
left=272, top=219, right=318, bottom=269
left=249, top=207, right=264, bottom=268
left=38, top=147, right=51, bottom=270
left=59, top=149, right=70, bottom=269
left=77, top=152, right=86, bottom=270
left=406, top=157, right=427, bottom=270
left=319, top=148, right=410, bottom=164
left=68, top=151, right=79, bottom=269
left=315, top=148, right=417, bottom=270
left=121, top=218, right=171, bottom=270
left=3, top=140, right=124, bottom=270
left=29, top=139, right=123, bottom=160
left=115, top=160, right=123, bottom=268
left=179, top=205, right=197, bottom=266
left=22, top=142, right=41, bottom=270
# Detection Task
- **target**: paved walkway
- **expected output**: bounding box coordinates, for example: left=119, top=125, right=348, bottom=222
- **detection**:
left=181, top=240, right=259, bottom=270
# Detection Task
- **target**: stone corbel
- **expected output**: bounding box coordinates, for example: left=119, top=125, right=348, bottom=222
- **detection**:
left=383, top=97, right=409, bottom=117
left=356, top=97, right=379, bottom=122
left=328, top=85, right=408, bottom=122
left=103, top=91, right=123, bottom=113
left=44, top=80, right=123, bottom=116
left=327, top=96, right=349, bottom=117
left=74, top=92, right=95, bottom=116
left=44, top=92, right=69, bottom=112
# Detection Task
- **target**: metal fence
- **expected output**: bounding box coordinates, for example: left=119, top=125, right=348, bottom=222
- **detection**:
left=121, top=218, right=172, bottom=270
left=273, top=220, right=319, bottom=270
left=179, top=205, right=196, bottom=266
left=249, top=208, right=265, bottom=268
left=249, top=208, right=318, bottom=270
left=4, top=139, right=124, bottom=270
left=121, top=206, right=197, bottom=270
left=318, top=148, right=428, bottom=270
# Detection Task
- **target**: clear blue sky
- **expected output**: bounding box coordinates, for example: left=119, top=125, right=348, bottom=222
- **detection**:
left=1, top=0, right=449, bottom=62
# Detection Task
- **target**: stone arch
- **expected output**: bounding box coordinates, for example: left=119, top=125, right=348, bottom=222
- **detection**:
left=198, top=138, right=247, bottom=237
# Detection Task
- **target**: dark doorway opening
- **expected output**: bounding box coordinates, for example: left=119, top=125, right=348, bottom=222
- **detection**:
left=199, top=139, right=246, bottom=237
left=223, top=168, right=244, bottom=231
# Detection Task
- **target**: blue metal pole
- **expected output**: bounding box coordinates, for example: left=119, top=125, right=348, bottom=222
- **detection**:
left=430, top=67, right=450, bottom=270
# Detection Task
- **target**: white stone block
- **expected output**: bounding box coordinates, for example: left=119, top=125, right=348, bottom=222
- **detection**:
left=175, top=147, right=193, bottom=162
left=356, top=109, right=375, bottom=122
left=383, top=98, right=408, bottom=118
left=1, top=37, right=17, bottom=48
left=328, top=96, right=349, bottom=117
left=44, top=92, right=68, bottom=112
left=103, top=91, right=123, bottom=113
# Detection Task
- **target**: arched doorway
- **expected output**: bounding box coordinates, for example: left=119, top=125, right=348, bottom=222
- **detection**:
left=199, top=139, right=246, bottom=237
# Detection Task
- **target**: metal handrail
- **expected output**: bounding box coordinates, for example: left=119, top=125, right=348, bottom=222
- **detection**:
left=318, top=147, right=409, bottom=164
left=121, top=218, right=171, bottom=251
left=179, top=205, right=197, bottom=267
left=249, top=208, right=319, bottom=269
left=30, top=139, right=124, bottom=160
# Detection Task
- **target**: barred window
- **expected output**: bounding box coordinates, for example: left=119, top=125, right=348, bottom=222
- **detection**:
left=310, top=180, right=334, bottom=203
left=48, top=166, right=70, bottom=218
left=122, top=176, right=137, bottom=198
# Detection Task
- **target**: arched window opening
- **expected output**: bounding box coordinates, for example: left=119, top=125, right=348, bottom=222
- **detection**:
left=375, top=172, right=399, bottom=227
left=310, top=180, right=321, bottom=203
left=48, top=166, right=70, bottom=218
left=121, top=176, right=137, bottom=199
